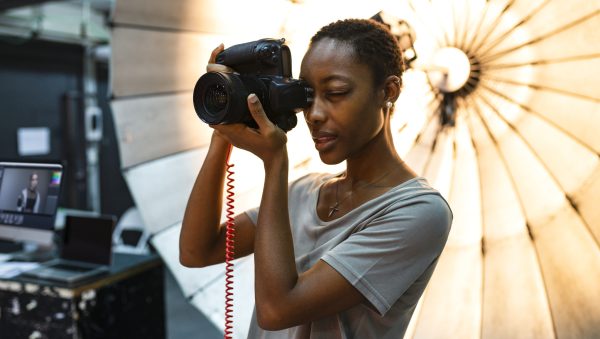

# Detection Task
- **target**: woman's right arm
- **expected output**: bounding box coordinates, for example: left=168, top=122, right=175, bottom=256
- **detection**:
left=179, top=43, right=257, bottom=268
left=179, top=131, right=257, bottom=267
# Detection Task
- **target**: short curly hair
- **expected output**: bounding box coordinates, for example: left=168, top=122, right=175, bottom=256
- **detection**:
left=310, top=18, right=404, bottom=87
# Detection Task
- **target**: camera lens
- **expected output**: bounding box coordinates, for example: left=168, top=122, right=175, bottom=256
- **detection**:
left=194, top=72, right=253, bottom=125
left=204, top=84, right=228, bottom=113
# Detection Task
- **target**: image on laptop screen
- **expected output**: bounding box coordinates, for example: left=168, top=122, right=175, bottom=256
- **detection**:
left=0, top=162, right=63, bottom=246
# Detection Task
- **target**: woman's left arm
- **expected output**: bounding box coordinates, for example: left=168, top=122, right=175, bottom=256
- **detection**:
left=213, top=94, right=368, bottom=331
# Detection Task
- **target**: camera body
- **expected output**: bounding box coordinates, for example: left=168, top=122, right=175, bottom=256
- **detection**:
left=193, top=38, right=313, bottom=132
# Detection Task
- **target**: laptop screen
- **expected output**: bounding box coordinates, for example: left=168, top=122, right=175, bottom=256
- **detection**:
left=61, top=215, right=116, bottom=265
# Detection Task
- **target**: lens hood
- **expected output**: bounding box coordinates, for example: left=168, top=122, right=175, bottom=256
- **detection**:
left=193, top=72, right=250, bottom=125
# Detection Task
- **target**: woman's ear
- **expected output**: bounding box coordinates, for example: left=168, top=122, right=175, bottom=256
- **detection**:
left=383, top=75, right=401, bottom=104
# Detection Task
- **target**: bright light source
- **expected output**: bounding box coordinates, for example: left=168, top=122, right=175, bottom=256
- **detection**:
left=427, top=47, right=472, bottom=93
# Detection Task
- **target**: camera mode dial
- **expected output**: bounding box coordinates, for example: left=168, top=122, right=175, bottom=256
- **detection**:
left=257, top=40, right=283, bottom=66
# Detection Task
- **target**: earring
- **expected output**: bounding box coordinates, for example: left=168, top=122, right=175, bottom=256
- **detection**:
left=386, top=101, right=393, bottom=109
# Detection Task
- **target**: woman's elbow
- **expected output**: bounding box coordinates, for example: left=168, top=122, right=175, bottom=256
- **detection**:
left=256, top=303, right=290, bottom=331
left=179, top=249, right=207, bottom=268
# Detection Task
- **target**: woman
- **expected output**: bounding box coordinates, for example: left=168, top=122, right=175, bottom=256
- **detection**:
left=17, top=172, right=40, bottom=213
left=180, top=19, right=452, bottom=338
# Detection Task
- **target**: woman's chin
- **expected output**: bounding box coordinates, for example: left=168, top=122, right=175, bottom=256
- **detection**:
left=317, top=152, right=345, bottom=166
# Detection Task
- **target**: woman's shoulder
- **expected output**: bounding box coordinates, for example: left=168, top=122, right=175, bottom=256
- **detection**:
left=388, top=177, right=447, bottom=203
left=383, top=177, right=453, bottom=233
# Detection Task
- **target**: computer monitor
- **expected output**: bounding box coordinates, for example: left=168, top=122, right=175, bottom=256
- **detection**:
left=0, top=162, right=63, bottom=248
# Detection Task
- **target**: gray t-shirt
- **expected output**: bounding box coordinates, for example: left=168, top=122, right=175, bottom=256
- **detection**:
left=245, top=173, right=452, bottom=339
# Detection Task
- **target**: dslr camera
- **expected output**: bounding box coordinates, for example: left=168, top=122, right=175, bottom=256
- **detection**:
left=193, top=38, right=313, bottom=132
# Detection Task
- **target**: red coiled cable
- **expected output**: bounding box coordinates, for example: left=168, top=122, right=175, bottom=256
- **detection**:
left=224, top=144, right=235, bottom=339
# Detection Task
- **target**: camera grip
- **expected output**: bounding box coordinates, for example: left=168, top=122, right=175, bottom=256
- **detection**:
left=216, top=38, right=286, bottom=74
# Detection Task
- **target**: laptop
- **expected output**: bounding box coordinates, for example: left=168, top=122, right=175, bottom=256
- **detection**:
left=21, top=214, right=116, bottom=284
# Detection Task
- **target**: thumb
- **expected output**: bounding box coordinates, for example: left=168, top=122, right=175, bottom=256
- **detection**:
left=208, top=43, right=224, bottom=64
left=248, top=94, right=273, bottom=130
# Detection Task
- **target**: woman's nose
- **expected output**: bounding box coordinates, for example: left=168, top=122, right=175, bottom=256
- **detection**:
left=304, top=100, right=326, bottom=125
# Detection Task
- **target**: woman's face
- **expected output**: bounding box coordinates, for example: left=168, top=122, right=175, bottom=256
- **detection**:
left=300, top=38, right=386, bottom=165
left=29, top=174, right=39, bottom=190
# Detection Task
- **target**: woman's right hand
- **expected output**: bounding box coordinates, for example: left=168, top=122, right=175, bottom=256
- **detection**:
left=206, top=43, right=234, bottom=74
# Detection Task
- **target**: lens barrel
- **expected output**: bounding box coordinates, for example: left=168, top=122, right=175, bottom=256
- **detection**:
left=193, top=71, right=312, bottom=132
left=193, top=72, right=251, bottom=125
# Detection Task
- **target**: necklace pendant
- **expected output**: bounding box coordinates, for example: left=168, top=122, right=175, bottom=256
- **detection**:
left=328, top=202, right=340, bottom=218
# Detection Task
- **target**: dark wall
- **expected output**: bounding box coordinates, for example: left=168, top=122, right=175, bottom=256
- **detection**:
left=0, top=37, right=134, bottom=219
left=95, top=61, right=136, bottom=219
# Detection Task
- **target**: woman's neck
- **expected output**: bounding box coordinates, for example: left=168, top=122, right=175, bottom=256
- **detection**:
left=344, top=125, right=415, bottom=187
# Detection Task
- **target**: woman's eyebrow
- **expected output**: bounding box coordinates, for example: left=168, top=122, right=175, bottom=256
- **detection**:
left=299, top=75, right=352, bottom=87
left=320, top=74, right=352, bottom=84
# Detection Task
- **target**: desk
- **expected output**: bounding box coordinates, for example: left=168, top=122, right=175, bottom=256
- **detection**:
left=0, top=253, right=165, bottom=339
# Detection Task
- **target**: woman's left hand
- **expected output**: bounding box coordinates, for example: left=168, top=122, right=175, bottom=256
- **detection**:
left=211, top=94, right=288, bottom=164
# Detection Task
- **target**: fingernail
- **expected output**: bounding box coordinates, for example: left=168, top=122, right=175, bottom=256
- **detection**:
left=248, top=93, right=258, bottom=103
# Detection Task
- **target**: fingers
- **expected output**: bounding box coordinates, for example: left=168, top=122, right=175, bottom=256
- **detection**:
left=209, top=43, right=224, bottom=63
left=210, top=124, right=248, bottom=144
left=210, top=123, right=264, bottom=153
left=247, top=94, right=274, bottom=131
left=210, top=96, right=287, bottom=161
left=207, top=43, right=235, bottom=73
left=207, top=63, right=235, bottom=73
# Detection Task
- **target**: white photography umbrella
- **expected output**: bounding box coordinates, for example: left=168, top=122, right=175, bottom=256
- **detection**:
left=380, top=1, right=600, bottom=338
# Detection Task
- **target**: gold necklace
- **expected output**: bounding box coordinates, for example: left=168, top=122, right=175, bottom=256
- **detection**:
left=328, top=171, right=392, bottom=218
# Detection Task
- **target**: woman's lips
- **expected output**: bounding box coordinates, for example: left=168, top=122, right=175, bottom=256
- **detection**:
left=312, top=132, right=337, bottom=152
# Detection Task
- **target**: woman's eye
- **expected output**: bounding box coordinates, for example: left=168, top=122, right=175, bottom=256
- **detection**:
left=326, top=91, right=347, bottom=98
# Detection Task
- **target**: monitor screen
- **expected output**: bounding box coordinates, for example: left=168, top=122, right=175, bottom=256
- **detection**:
left=0, top=162, right=63, bottom=247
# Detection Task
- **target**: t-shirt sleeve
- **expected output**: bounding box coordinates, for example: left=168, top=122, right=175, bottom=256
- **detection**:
left=321, top=193, right=452, bottom=316
left=244, top=206, right=259, bottom=226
